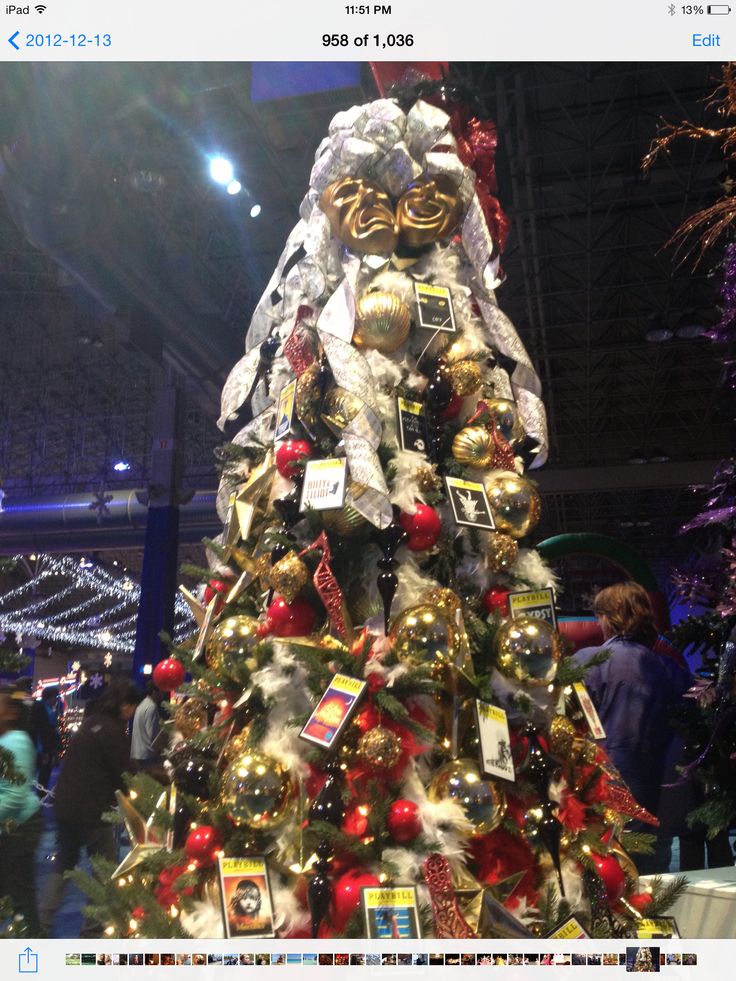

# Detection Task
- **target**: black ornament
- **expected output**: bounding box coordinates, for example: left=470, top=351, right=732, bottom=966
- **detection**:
left=170, top=749, right=215, bottom=800
left=423, top=363, right=454, bottom=464
left=308, top=761, right=346, bottom=827
left=375, top=517, right=409, bottom=633
left=307, top=839, right=333, bottom=939
left=172, top=799, right=193, bottom=850
left=520, top=723, right=564, bottom=894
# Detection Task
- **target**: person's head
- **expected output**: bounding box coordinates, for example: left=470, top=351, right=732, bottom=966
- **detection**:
left=232, top=880, right=261, bottom=916
left=41, top=685, right=60, bottom=705
left=0, top=685, right=24, bottom=734
left=593, top=582, right=657, bottom=646
left=89, top=679, right=142, bottom=722
left=145, top=680, right=164, bottom=704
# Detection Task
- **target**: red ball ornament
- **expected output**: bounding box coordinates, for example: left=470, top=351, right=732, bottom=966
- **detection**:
left=203, top=577, right=231, bottom=615
left=276, top=439, right=314, bottom=479
left=266, top=595, right=317, bottom=637
left=628, top=892, right=653, bottom=913
left=331, top=869, right=381, bottom=929
left=342, top=803, right=370, bottom=838
left=152, top=657, right=186, bottom=693
left=400, top=503, right=442, bottom=552
left=482, top=587, right=510, bottom=617
left=387, top=799, right=422, bottom=843
left=440, top=391, right=463, bottom=420
left=591, top=852, right=626, bottom=905
left=184, top=826, right=222, bottom=868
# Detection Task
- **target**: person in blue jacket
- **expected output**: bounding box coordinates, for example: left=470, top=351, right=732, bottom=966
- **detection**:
left=575, top=582, right=691, bottom=872
left=0, top=684, right=43, bottom=931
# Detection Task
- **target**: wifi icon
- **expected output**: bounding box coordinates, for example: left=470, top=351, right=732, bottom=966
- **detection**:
left=35, top=3, right=46, bottom=10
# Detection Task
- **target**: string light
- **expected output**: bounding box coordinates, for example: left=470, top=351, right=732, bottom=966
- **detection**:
left=0, top=554, right=193, bottom=652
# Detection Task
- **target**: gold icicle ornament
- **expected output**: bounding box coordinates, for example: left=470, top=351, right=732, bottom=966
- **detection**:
left=354, top=291, right=411, bottom=353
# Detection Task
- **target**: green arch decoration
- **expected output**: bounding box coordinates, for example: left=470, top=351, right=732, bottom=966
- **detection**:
left=536, top=533, right=658, bottom=591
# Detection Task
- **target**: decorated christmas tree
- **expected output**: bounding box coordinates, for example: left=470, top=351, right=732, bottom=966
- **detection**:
left=74, top=84, right=686, bottom=940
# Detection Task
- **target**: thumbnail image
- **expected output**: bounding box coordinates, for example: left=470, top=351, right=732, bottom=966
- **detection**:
left=192, top=955, right=206, bottom=966
left=114, top=955, right=128, bottom=966
left=524, top=954, right=540, bottom=966
left=445, top=954, right=461, bottom=966
left=494, top=954, right=508, bottom=965
left=509, top=954, right=523, bottom=966
left=683, top=955, right=698, bottom=966
left=239, top=954, right=254, bottom=966
left=334, top=954, right=349, bottom=966
left=365, top=954, right=381, bottom=966
left=270, top=954, right=286, bottom=966
left=207, top=955, right=223, bottom=966
left=176, top=955, right=191, bottom=966
left=541, top=954, right=554, bottom=966
left=413, top=954, right=428, bottom=966
left=301, top=955, right=318, bottom=966
left=571, top=953, right=587, bottom=965
left=588, top=954, right=602, bottom=966
left=350, top=954, right=365, bottom=966
left=666, top=954, right=682, bottom=966
left=255, top=955, right=270, bottom=966
left=318, top=954, right=333, bottom=966
left=81, top=955, right=97, bottom=967
left=461, top=954, right=476, bottom=965
left=626, top=947, right=660, bottom=973
left=381, top=953, right=397, bottom=965
left=223, top=954, right=239, bottom=966
left=161, top=954, right=176, bottom=966
left=65, top=955, right=80, bottom=967
left=93, top=955, right=108, bottom=967
left=286, top=954, right=302, bottom=965
left=477, top=954, right=494, bottom=965
left=429, top=954, right=445, bottom=966
left=145, top=954, right=160, bottom=966
left=128, top=954, right=144, bottom=966
left=553, top=954, right=570, bottom=966
left=398, top=954, right=412, bottom=966
left=603, top=955, right=619, bottom=966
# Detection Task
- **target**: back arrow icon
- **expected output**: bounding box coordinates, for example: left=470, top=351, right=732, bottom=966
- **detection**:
left=9, top=31, right=19, bottom=49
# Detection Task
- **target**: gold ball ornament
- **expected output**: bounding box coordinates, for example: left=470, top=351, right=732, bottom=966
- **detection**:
left=354, top=291, right=411, bottom=353
left=396, top=174, right=462, bottom=248
left=495, top=616, right=561, bottom=686
left=173, top=700, right=207, bottom=739
left=422, top=587, right=463, bottom=617
left=207, top=615, right=261, bottom=676
left=295, top=362, right=321, bottom=433
left=357, top=726, right=402, bottom=769
left=388, top=604, right=461, bottom=668
left=452, top=426, right=496, bottom=469
left=320, top=176, right=398, bottom=255
left=549, top=715, right=576, bottom=759
left=428, top=758, right=506, bottom=834
left=484, top=399, right=521, bottom=444
left=268, top=551, right=310, bottom=605
left=485, top=532, right=519, bottom=572
left=218, top=751, right=294, bottom=830
left=485, top=475, right=542, bottom=539
left=321, top=386, right=363, bottom=433
left=448, top=361, right=483, bottom=397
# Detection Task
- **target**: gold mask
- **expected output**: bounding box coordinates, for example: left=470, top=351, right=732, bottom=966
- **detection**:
left=396, top=175, right=462, bottom=248
left=319, top=177, right=398, bottom=255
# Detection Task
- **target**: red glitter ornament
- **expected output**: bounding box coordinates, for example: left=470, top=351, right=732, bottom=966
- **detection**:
left=342, top=803, right=371, bottom=837
left=152, top=657, right=186, bottom=693
left=331, top=869, right=381, bottom=930
left=387, top=799, right=422, bottom=843
left=266, top=595, right=317, bottom=637
left=184, top=826, right=222, bottom=868
left=591, top=852, right=626, bottom=905
left=275, top=439, right=313, bottom=479
left=400, top=503, right=442, bottom=551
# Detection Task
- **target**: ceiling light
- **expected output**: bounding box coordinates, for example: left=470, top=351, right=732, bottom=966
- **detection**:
left=627, top=449, right=648, bottom=465
left=250, top=203, right=262, bottom=218
left=113, top=460, right=131, bottom=472
left=226, top=180, right=242, bottom=195
left=644, top=325, right=673, bottom=343
left=209, top=156, right=234, bottom=185
left=79, top=556, right=94, bottom=568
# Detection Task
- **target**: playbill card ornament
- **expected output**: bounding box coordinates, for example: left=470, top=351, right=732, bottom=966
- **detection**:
left=475, top=699, right=515, bottom=782
left=274, top=379, right=296, bottom=442
left=508, top=587, right=557, bottom=628
left=547, top=916, right=590, bottom=940
left=361, top=886, right=421, bottom=939
left=444, top=476, right=496, bottom=530
left=414, top=282, right=456, bottom=332
left=299, top=458, right=348, bottom=512
left=218, top=857, right=275, bottom=939
left=573, top=681, right=606, bottom=739
left=300, top=673, right=367, bottom=749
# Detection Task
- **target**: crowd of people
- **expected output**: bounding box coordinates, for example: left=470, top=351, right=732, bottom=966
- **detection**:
left=0, top=582, right=733, bottom=937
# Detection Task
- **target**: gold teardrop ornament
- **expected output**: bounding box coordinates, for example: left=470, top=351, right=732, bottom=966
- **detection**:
left=268, top=551, right=310, bottom=605
left=452, top=426, right=495, bottom=469
left=354, top=291, right=411, bottom=353
left=320, top=176, right=398, bottom=255
left=295, top=362, right=321, bottom=433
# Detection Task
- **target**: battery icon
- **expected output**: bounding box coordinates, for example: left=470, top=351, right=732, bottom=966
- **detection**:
left=707, top=4, right=731, bottom=12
